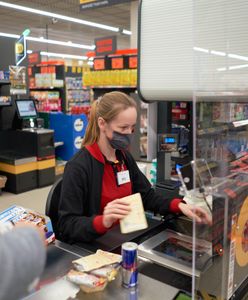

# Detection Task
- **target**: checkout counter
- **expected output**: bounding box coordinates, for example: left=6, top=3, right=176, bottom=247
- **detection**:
left=26, top=217, right=193, bottom=300
left=24, top=168, right=248, bottom=300
left=0, top=99, right=55, bottom=193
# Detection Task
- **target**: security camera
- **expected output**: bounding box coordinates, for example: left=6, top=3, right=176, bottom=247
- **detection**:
left=52, top=18, right=58, bottom=24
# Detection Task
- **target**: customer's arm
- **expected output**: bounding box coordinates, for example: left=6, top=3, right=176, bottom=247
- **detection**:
left=0, top=226, right=46, bottom=300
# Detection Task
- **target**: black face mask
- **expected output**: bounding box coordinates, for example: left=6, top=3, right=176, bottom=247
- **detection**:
left=108, top=131, right=134, bottom=150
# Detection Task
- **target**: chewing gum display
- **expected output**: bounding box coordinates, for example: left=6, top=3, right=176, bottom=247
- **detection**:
left=0, top=205, right=55, bottom=244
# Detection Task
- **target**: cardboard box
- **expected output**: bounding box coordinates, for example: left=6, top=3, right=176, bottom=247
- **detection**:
left=0, top=205, right=55, bottom=244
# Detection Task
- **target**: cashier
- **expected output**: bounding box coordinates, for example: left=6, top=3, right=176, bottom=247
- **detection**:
left=58, top=91, right=211, bottom=243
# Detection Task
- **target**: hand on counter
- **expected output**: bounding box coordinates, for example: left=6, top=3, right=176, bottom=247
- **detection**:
left=103, top=199, right=131, bottom=228
left=178, top=202, right=212, bottom=225
left=15, top=222, right=46, bottom=246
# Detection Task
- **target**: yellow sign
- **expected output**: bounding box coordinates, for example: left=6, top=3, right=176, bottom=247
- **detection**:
left=15, top=35, right=26, bottom=66
left=80, top=0, right=95, bottom=3
left=236, top=196, right=248, bottom=267
left=15, top=43, right=24, bottom=54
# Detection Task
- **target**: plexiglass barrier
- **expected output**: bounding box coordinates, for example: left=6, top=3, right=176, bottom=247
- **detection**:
left=190, top=1, right=248, bottom=298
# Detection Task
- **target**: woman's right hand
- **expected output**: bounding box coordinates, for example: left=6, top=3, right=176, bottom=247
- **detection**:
left=103, top=199, right=131, bottom=228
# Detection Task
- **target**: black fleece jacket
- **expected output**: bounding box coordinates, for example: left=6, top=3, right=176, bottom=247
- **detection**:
left=58, top=147, right=177, bottom=243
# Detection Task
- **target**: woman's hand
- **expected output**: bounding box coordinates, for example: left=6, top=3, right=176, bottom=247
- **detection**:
left=178, top=202, right=212, bottom=225
left=103, top=199, right=131, bottom=228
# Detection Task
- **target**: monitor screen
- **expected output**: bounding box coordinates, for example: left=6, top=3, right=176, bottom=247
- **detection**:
left=15, top=99, right=37, bottom=119
left=164, top=137, right=176, bottom=144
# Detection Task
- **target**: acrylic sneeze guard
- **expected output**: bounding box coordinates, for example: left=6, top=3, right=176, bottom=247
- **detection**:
left=138, top=0, right=248, bottom=299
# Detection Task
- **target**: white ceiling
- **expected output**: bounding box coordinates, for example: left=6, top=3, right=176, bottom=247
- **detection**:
left=0, top=0, right=133, bottom=56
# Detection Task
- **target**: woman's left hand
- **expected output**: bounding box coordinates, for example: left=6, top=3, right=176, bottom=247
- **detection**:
left=178, top=202, right=212, bottom=225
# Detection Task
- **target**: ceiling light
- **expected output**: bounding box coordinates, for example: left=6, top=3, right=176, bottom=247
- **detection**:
left=228, top=53, right=248, bottom=61
left=27, top=50, right=32, bottom=54
left=0, top=1, right=131, bottom=34
left=0, top=32, right=19, bottom=38
left=217, top=67, right=227, bottom=72
left=210, top=50, right=226, bottom=56
left=122, top=29, right=132, bottom=35
left=229, top=64, right=248, bottom=70
left=217, top=64, right=248, bottom=72
left=40, top=51, right=87, bottom=60
left=27, top=36, right=94, bottom=50
left=0, top=32, right=94, bottom=50
left=193, top=47, right=209, bottom=53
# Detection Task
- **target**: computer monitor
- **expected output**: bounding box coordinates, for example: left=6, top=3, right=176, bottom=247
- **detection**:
left=15, top=99, right=38, bottom=119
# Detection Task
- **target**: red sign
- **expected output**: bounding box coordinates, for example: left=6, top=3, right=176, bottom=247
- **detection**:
left=95, top=36, right=117, bottom=56
left=28, top=52, right=41, bottom=65
left=129, top=56, right=137, bottom=69
left=111, top=57, right=124, bottom=69
left=94, top=58, right=105, bottom=70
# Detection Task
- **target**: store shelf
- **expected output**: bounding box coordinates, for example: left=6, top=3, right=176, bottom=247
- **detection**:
left=0, top=102, right=11, bottom=107
left=29, top=87, right=64, bottom=90
left=197, top=125, right=229, bottom=136
left=0, top=80, right=10, bottom=85
left=89, top=86, right=136, bottom=89
left=66, top=88, right=88, bottom=91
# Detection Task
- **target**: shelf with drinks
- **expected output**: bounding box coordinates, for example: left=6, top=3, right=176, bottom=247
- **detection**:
left=83, top=69, right=137, bottom=87
left=196, top=101, right=248, bottom=168
left=0, top=80, right=10, bottom=85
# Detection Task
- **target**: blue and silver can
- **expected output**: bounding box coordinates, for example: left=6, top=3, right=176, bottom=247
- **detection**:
left=121, top=242, right=138, bottom=288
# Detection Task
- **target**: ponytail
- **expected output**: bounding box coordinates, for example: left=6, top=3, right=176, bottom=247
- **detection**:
left=82, top=100, right=100, bottom=147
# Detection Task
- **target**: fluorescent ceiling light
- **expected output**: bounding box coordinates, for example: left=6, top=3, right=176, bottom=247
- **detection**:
left=193, top=47, right=209, bottom=53
left=228, top=53, right=248, bottom=61
left=217, top=64, right=248, bottom=72
left=0, top=1, right=131, bottom=34
left=28, top=49, right=87, bottom=61
left=40, top=51, right=87, bottom=60
left=217, top=67, right=227, bottom=72
left=0, top=32, right=94, bottom=50
left=122, top=29, right=132, bottom=35
left=0, top=32, right=19, bottom=38
left=210, top=50, right=226, bottom=56
left=27, top=36, right=94, bottom=50
left=229, top=64, right=248, bottom=70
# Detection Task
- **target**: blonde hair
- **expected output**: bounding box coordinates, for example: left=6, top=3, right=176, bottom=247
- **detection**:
left=82, top=91, right=137, bottom=147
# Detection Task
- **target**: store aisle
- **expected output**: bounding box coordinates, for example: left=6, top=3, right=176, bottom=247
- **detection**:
left=0, top=185, right=51, bottom=214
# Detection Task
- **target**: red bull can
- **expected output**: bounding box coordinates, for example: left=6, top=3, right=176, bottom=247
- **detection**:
left=121, top=242, right=138, bottom=288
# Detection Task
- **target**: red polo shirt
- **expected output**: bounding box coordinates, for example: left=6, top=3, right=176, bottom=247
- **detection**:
left=86, top=142, right=182, bottom=234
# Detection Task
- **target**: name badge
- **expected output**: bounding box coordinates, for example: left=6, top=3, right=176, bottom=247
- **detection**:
left=117, top=170, right=130, bottom=185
